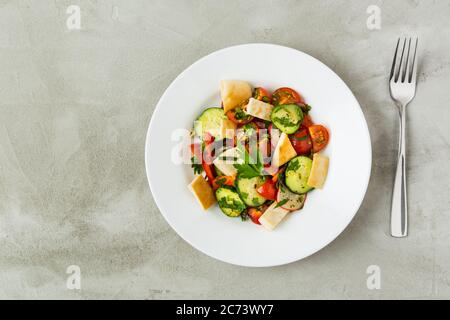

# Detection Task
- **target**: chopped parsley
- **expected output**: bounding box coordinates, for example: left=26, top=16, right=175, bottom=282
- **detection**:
left=190, top=156, right=203, bottom=174
left=218, top=196, right=246, bottom=213
left=234, top=107, right=252, bottom=121
left=233, top=140, right=264, bottom=178
left=273, top=116, right=297, bottom=127
left=275, top=199, right=288, bottom=208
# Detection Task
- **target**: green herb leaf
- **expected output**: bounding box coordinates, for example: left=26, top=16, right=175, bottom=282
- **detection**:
left=191, top=156, right=203, bottom=175
left=233, top=140, right=264, bottom=178
left=275, top=199, right=288, bottom=208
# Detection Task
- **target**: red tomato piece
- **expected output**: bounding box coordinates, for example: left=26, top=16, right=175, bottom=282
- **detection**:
left=226, top=107, right=253, bottom=125
left=256, top=179, right=278, bottom=201
left=253, top=87, right=272, bottom=103
left=272, top=87, right=304, bottom=105
left=247, top=204, right=269, bottom=225
left=301, top=114, right=314, bottom=128
left=212, top=175, right=235, bottom=190
left=308, top=125, right=330, bottom=153
left=289, top=128, right=313, bottom=155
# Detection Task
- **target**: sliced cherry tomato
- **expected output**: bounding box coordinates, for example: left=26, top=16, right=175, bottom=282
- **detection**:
left=308, top=125, right=330, bottom=153
left=289, top=128, right=312, bottom=155
left=256, top=179, right=278, bottom=201
left=272, top=87, right=304, bottom=106
left=226, top=107, right=253, bottom=125
left=253, top=87, right=272, bottom=103
left=212, top=175, right=235, bottom=190
left=301, top=114, right=314, bottom=128
left=247, top=204, right=269, bottom=225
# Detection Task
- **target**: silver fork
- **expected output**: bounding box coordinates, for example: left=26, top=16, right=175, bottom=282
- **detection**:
left=389, top=37, right=419, bottom=238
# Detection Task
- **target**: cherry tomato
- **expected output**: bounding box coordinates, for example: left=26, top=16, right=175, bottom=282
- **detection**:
left=308, top=125, right=330, bottom=153
left=272, top=87, right=304, bottom=106
left=289, top=128, right=312, bottom=155
left=226, top=107, right=253, bottom=125
left=247, top=204, right=269, bottom=225
left=301, top=114, right=314, bottom=128
left=212, top=175, right=235, bottom=190
left=256, top=179, right=278, bottom=201
left=253, top=87, right=272, bottom=103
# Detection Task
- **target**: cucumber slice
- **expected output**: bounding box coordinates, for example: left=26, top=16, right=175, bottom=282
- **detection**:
left=194, top=107, right=225, bottom=139
left=277, top=184, right=307, bottom=211
left=271, top=104, right=303, bottom=134
left=236, top=175, right=267, bottom=207
left=285, top=156, right=313, bottom=194
left=215, top=186, right=246, bottom=217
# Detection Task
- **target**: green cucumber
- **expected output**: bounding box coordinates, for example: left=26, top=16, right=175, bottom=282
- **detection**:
left=236, top=175, right=267, bottom=207
left=215, top=186, right=246, bottom=217
left=285, top=156, right=313, bottom=194
left=271, top=104, right=303, bottom=134
left=193, top=107, right=225, bottom=139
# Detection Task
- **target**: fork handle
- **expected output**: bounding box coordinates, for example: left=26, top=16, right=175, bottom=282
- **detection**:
left=390, top=105, right=408, bottom=237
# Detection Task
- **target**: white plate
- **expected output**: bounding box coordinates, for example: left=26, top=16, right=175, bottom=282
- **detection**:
left=145, top=44, right=371, bottom=267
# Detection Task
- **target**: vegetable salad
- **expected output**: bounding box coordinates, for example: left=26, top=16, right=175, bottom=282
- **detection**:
left=188, top=80, right=330, bottom=231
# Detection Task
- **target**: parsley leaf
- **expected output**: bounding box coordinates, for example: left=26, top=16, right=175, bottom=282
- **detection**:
left=233, top=140, right=264, bottom=178
left=275, top=199, right=288, bottom=208
left=191, top=156, right=203, bottom=174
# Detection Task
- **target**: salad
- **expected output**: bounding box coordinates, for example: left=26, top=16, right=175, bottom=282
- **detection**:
left=188, top=80, right=330, bottom=231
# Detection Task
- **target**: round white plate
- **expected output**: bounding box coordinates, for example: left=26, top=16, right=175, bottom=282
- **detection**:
left=145, top=44, right=371, bottom=267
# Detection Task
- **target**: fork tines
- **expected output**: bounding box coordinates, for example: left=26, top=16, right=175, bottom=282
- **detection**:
left=390, top=37, right=418, bottom=84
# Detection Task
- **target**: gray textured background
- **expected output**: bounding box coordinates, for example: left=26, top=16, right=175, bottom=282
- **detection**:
left=0, top=0, right=449, bottom=299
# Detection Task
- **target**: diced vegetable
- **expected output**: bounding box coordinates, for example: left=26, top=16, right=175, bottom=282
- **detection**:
left=301, top=114, right=314, bottom=127
left=285, top=156, right=313, bottom=194
left=272, top=87, right=304, bottom=106
left=309, top=125, right=330, bottom=153
left=289, top=128, right=312, bottom=155
left=253, top=87, right=271, bottom=103
left=256, top=179, right=278, bottom=201
left=236, top=175, right=267, bottom=207
left=212, top=175, right=236, bottom=190
left=271, top=104, right=303, bottom=134
left=226, top=105, right=253, bottom=125
left=247, top=204, right=270, bottom=225
left=215, top=186, right=246, bottom=217
left=277, top=184, right=307, bottom=211
left=307, top=153, right=329, bottom=189
left=194, top=107, right=226, bottom=139
left=188, top=175, right=217, bottom=210
left=258, top=201, right=290, bottom=231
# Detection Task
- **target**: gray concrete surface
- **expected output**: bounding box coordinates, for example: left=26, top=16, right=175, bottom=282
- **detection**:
left=0, top=0, right=449, bottom=299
